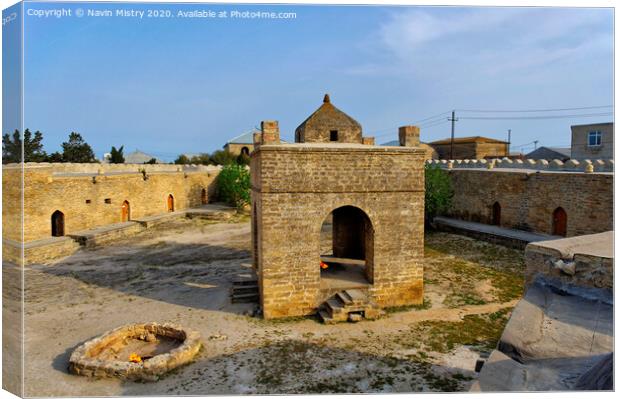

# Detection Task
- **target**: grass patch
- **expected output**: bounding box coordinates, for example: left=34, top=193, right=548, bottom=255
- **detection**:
left=408, top=308, right=512, bottom=353
left=384, top=298, right=432, bottom=314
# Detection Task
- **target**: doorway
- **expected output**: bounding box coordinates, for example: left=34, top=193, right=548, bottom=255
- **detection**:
left=121, top=200, right=130, bottom=222
left=167, top=194, right=175, bottom=212
left=552, top=207, right=567, bottom=236
left=492, top=202, right=501, bottom=226
left=51, top=210, right=65, bottom=237
left=319, top=206, right=374, bottom=290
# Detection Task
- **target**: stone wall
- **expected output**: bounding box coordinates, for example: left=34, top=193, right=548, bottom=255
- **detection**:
left=2, top=163, right=221, bottom=243
left=252, top=143, right=425, bottom=319
left=524, top=231, right=613, bottom=290
left=442, top=167, right=612, bottom=237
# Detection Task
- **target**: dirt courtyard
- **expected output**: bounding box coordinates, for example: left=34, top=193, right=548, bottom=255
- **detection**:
left=10, top=216, right=525, bottom=396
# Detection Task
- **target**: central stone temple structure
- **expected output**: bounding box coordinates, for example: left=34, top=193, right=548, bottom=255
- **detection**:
left=251, top=94, right=426, bottom=320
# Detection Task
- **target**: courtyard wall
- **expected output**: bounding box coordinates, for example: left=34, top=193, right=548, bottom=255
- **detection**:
left=432, top=161, right=613, bottom=237
left=2, top=163, right=221, bottom=243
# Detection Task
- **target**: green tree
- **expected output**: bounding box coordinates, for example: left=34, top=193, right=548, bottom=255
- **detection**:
left=209, top=149, right=237, bottom=166
left=109, top=145, right=125, bottom=163
left=2, top=129, right=47, bottom=163
left=174, top=154, right=190, bottom=164
left=62, top=132, right=97, bottom=163
left=236, top=152, right=251, bottom=165
left=189, top=153, right=211, bottom=165
left=216, top=164, right=250, bottom=209
left=46, top=152, right=63, bottom=162
left=425, top=164, right=454, bottom=225
left=144, top=158, right=157, bottom=164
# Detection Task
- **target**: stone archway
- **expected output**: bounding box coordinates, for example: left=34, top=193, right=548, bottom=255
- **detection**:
left=51, top=210, right=65, bottom=237
left=319, top=205, right=374, bottom=287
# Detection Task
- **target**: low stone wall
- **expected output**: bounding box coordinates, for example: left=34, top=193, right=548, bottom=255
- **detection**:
left=524, top=231, right=613, bottom=291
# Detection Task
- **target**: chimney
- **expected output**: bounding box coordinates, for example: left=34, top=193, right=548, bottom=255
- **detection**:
left=399, top=126, right=420, bottom=147
left=260, top=120, right=280, bottom=145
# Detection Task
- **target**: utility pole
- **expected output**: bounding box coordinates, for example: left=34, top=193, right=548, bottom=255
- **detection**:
left=534, top=140, right=539, bottom=150
left=507, top=129, right=511, bottom=155
left=448, top=110, right=458, bottom=159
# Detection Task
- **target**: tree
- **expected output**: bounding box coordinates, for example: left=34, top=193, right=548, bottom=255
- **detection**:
left=189, top=153, right=211, bottom=165
left=216, top=164, right=250, bottom=209
left=144, top=158, right=157, bottom=164
left=61, top=132, right=97, bottom=163
left=109, top=145, right=125, bottom=163
left=2, top=128, right=47, bottom=163
left=236, top=152, right=251, bottom=165
left=46, top=152, right=63, bottom=162
left=209, top=149, right=237, bottom=166
left=174, top=154, right=190, bottom=164
left=425, top=164, right=454, bottom=225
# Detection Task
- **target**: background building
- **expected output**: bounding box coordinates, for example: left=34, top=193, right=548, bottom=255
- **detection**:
left=429, top=136, right=509, bottom=160
left=223, top=131, right=259, bottom=156
left=525, top=146, right=571, bottom=161
left=571, top=122, right=614, bottom=160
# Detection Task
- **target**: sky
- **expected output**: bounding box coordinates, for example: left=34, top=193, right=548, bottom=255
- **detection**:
left=3, top=1, right=614, bottom=161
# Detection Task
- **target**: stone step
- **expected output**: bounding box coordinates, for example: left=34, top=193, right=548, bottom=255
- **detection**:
left=232, top=285, right=258, bottom=294
left=344, top=289, right=367, bottom=306
left=232, top=278, right=258, bottom=286
left=326, top=298, right=345, bottom=317
left=231, top=292, right=259, bottom=303
left=336, top=291, right=352, bottom=306
left=318, top=309, right=337, bottom=325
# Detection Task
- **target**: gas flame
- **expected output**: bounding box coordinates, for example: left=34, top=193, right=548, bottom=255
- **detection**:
left=128, top=353, right=142, bottom=363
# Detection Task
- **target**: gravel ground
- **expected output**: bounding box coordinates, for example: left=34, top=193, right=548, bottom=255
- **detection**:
left=7, top=217, right=524, bottom=396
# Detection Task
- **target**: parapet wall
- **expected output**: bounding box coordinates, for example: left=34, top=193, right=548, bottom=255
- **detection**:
left=3, top=162, right=222, bottom=175
left=2, top=163, right=222, bottom=243
left=441, top=165, right=613, bottom=237
left=426, top=158, right=614, bottom=173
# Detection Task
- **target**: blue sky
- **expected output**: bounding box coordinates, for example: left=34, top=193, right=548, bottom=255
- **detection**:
left=6, top=2, right=615, bottom=160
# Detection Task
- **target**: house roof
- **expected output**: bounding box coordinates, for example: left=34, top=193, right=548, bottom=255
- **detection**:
left=570, top=122, right=613, bottom=128
left=429, top=136, right=509, bottom=145
left=124, top=150, right=160, bottom=164
left=224, top=131, right=289, bottom=147
left=295, top=94, right=362, bottom=133
left=526, top=146, right=571, bottom=160
left=226, top=131, right=259, bottom=145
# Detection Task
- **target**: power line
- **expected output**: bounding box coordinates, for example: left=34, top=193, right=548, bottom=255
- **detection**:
left=459, top=112, right=613, bottom=120
left=456, top=105, right=613, bottom=113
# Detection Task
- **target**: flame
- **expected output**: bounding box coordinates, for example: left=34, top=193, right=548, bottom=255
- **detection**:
left=320, top=261, right=328, bottom=270
left=128, top=353, right=142, bottom=363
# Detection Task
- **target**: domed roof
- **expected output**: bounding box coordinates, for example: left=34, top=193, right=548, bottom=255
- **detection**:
left=295, top=94, right=362, bottom=136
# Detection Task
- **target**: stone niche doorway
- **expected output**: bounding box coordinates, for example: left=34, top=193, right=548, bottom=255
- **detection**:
left=51, top=210, right=65, bottom=237
left=319, top=206, right=374, bottom=292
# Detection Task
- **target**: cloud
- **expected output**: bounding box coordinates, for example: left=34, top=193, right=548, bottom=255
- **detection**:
left=363, top=7, right=612, bottom=77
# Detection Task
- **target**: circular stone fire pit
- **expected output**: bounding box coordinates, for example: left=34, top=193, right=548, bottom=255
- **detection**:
left=69, top=322, right=201, bottom=381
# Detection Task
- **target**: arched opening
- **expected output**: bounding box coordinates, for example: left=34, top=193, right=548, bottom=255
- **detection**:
left=167, top=194, right=175, bottom=212
left=492, top=202, right=501, bottom=226
left=552, top=207, right=567, bottom=236
left=320, top=206, right=374, bottom=290
left=121, top=200, right=130, bottom=222
left=240, top=146, right=250, bottom=156
left=51, top=210, right=65, bottom=237
left=201, top=188, right=207, bottom=205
